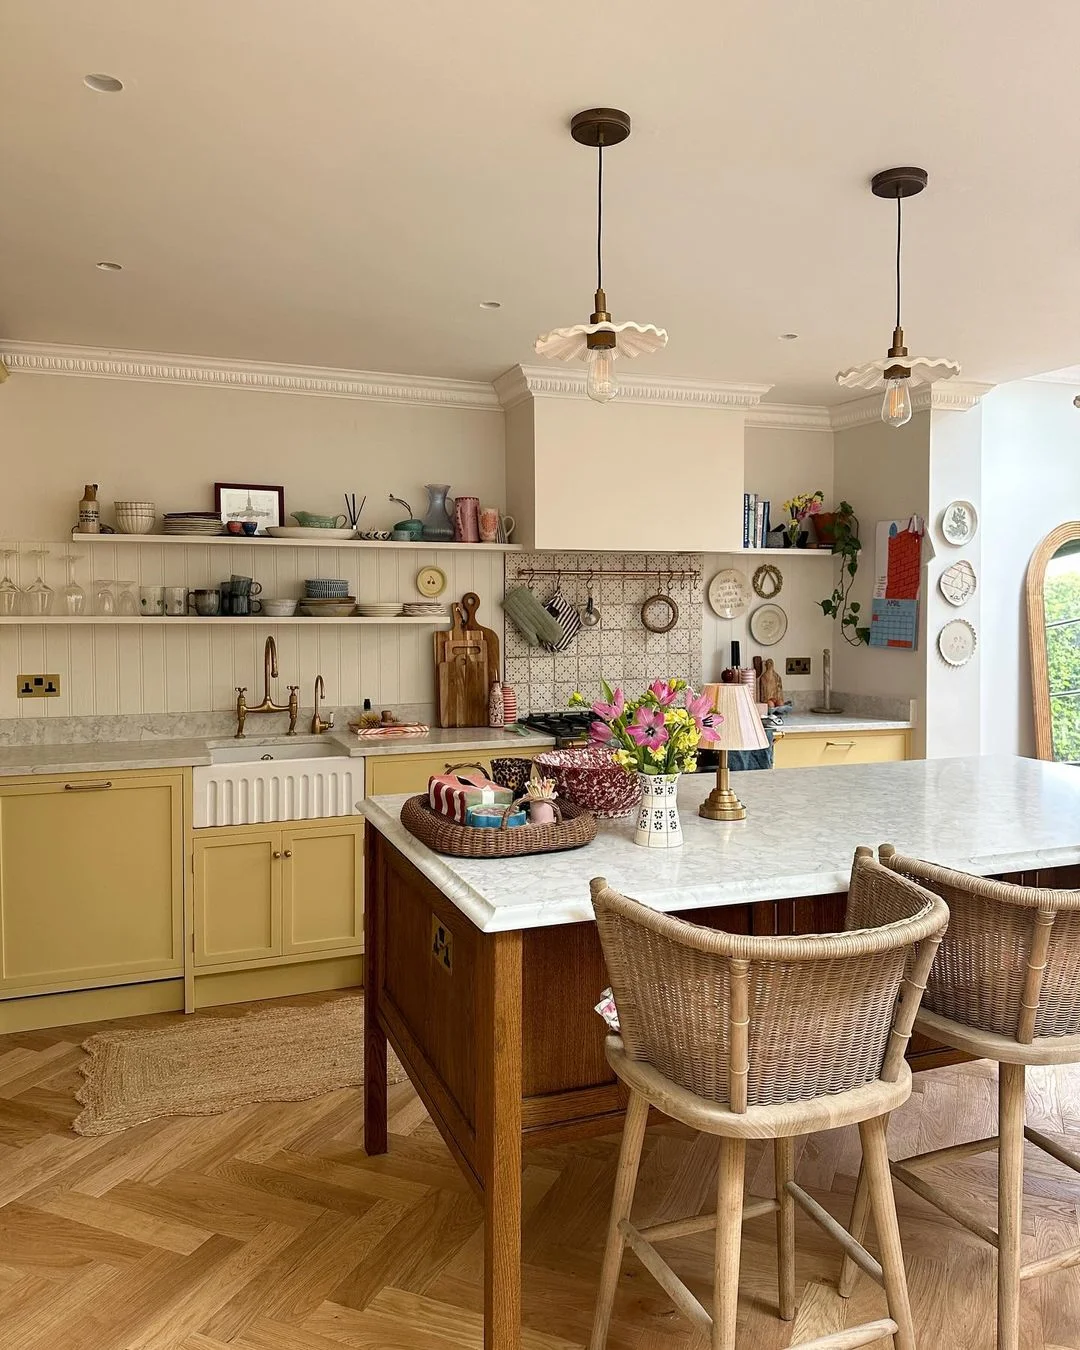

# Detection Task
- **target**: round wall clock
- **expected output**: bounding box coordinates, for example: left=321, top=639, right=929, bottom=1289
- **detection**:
left=415, top=565, right=447, bottom=598
left=938, top=559, right=977, bottom=607
left=749, top=603, right=788, bottom=646
left=941, top=500, right=978, bottom=546
left=938, top=617, right=977, bottom=667
left=707, top=569, right=750, bottom=619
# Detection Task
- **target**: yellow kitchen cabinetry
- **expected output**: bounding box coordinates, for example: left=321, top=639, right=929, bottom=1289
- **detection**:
left=0, top=770, right=184, bottom=996
left=772, top=728, right=910, bottom=769
left=192, top=817, right=363, bottom=972
left=365, top=750, right=498, bottom=797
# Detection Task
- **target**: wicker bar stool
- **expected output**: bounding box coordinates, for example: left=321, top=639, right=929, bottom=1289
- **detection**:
left=840, top=847, right=1080, bottom=1350
left=588, top=848, right=948, bottom=1350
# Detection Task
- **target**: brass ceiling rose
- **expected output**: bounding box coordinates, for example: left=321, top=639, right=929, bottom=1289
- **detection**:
left=569, top=108, right=632, bottom=147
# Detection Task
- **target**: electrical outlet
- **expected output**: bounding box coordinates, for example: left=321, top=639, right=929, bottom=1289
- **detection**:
left=785, top=657, right=811, bottom=676
left=17, top=673, right=61, bottom=698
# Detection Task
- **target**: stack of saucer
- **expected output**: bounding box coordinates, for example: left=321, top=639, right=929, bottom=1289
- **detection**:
left=355, top=602, right=403, bottom=618
left=163, top=511, right=225, bottom=536
left=402, top=602, right=450, bottom=618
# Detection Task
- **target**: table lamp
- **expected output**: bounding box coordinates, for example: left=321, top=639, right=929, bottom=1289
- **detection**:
left=698, top=681, right=769, bottom=821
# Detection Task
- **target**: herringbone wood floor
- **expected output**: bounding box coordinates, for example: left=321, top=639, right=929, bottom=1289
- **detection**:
left=2, top=993, right=1080, bottom=1349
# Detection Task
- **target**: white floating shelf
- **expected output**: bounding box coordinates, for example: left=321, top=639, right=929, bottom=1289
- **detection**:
left=736, top=548, right=835, bottom=557
left=65, top=533, right=521, bottom=551
left=0, top=615, right=451, bottom=627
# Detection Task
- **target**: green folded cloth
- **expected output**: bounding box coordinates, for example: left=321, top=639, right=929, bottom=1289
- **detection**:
left=502, top=586, right=563, bottom=648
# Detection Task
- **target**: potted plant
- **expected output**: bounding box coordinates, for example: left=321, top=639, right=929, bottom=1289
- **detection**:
left=819, top=502, right=869, bottom=645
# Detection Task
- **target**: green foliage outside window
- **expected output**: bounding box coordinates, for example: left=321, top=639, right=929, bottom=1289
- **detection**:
left=1044, top=566, right=1080, bottom=763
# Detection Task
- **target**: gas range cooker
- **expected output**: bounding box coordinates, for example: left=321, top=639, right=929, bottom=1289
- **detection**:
left=520, top=710, right=594, bottom=747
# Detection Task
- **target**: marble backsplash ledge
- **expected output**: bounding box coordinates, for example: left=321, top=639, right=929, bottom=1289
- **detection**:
left=502, top=551, right=703, bottom=713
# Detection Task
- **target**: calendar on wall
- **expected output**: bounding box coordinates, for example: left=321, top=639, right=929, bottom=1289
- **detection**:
left=869, top=517, right=924, bottom=651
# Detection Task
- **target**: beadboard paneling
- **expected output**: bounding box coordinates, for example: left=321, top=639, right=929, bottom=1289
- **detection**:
left=0, top=544, right=504, bottom=717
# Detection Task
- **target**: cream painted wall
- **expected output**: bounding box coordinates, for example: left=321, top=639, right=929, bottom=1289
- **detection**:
left=981, top=380, right=1080, bottom=757
left=0, top=374, right=505, bottom=717
left=743, top=425, right=835, bottom=528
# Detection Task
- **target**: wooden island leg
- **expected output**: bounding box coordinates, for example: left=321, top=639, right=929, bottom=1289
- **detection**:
left=477, top=929, right=524, bottom=1350
left=363, top=834, right=388, bottom=1156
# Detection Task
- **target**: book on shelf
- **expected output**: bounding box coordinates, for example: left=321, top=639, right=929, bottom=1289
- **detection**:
left=742, top=493, right=755, bottom=550
left=743, top=494, right=771, bottom=548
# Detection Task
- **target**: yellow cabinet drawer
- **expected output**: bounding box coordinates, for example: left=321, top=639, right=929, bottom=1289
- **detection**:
left=366, top=750, right=496, bottom=798
left=772, top=730, right=910, bottom=769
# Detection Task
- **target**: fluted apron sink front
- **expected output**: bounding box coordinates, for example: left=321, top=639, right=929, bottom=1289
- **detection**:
left=193, top=740, right=363, bottom=827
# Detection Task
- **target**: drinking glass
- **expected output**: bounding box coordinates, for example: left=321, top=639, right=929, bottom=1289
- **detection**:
left=22, top=549, right=54, bottom=616
left=0, top=548, right=19, bottom=617
left=116, top=581, right=138, bottom=616
left=60, top=554, right=86, bottom=615
left=93, top=578, right=117, bottom=617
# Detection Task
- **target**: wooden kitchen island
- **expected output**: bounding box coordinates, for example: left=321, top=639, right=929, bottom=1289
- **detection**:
left=358, top=755, right=1080, bottom=1350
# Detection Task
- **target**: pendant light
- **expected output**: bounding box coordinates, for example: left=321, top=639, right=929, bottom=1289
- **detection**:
left=836, top=167, right=959, bottom=426
left=535, top=108, right=667, bottom=403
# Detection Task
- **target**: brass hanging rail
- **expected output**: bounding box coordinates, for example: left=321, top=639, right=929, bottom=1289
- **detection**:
left=511, top=567, right=700, bottom=585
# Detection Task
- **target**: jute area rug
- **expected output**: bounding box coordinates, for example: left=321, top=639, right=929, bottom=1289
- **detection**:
left=74, top=996, right=407, bottom=1136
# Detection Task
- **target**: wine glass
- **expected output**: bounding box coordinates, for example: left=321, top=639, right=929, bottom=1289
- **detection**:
left=60, top=554, right=86, bottom=616
left=22, top=549, right=54, bottom=617
left=93, top=578, right=117, bottom=617
left=0, top=548, right=19, bottom=617
left=116, top=581, right=138, bottom=616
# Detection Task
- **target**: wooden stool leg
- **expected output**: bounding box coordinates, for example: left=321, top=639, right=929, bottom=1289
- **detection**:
left=838, top=1158, right=871, bottom=1297
left=860, top=1114, right=915, bottom=1350
left=712, top=1137, right=747, bottom=1350
left=774, top=1136, right=796, bottom=1320
left=589, top=1090, right=650, bottom=1350
left=998, top=1062, right=1026, bottom=1350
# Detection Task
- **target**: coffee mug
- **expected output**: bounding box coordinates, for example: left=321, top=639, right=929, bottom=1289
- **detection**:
left=189, top=589, right=220, bottom=617
left=139, top=585, right=164, bottom=616
left=164, top=586, right=188, bottom=616
left=479, top=506, right=500, bottom=542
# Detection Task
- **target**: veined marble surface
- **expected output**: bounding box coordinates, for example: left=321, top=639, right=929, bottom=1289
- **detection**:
left=0, top=726, right=553, bottom=777
left=777, top=713, right=912, bottom=734
left=358, top=756, right=1080, bottom=934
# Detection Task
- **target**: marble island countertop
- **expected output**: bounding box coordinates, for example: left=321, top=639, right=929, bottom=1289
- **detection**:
left=0, top=725, right=555, bottom=777
left=358, top=756, right=1080, bottom=933
left=773, top=713, right=913, bottom=734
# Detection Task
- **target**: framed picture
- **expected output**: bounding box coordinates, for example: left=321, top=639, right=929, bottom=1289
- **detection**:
left=214, top=483, right=285, bottom=534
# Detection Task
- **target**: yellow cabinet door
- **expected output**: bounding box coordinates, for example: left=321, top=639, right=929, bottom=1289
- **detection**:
left=772, top=730, right=910, bottom=769
left=281, top=821, right=364, bottom=955
left=365, top=751, right=495, bottom=797
left=0, top=772, right=184, bottom=993
left=193, top=830, right=281, bottom=966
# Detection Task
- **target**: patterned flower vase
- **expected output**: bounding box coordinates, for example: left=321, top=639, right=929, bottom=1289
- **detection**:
left=633, top=772, right=683, bottom=849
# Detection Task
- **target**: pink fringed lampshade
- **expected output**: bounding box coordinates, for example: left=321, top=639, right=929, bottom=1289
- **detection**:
left=700, top=683, right=770, bottom=752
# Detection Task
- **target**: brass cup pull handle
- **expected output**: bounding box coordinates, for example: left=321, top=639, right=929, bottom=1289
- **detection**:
left=64, top=780, right=113, bottom=791
left=825, top=740, right=856, bottom=748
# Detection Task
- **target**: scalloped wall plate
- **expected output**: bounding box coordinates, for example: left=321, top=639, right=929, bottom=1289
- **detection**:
left=938, top=617, right=977, bottom=666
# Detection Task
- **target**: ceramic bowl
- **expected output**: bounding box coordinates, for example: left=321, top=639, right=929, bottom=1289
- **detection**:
left=305, top=578, right=349, bottom=599
left=534, top=746, right=641, bottom=818
left=298, top=600, right=357, bottom=618
left=114, top=501, right=156, bottom=534
left=260, top=598, right=298, bottom=617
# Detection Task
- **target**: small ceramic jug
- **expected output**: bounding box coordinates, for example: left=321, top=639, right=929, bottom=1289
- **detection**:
left=454, top=496, right=480, bottom=543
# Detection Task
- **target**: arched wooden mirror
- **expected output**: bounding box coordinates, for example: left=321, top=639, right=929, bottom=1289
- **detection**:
left=1027, top=522, right=1080, bottom=762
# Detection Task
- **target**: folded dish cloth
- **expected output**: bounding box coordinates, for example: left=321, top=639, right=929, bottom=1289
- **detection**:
left=503, top=586, right=564, bottom=648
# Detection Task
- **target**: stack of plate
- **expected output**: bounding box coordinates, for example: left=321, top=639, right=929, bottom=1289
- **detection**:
left=356, top=602, right=403, bottom=618
left=298, top=597, right=357, bottom=617
left=402, top=602, right=450, bottom=618
left=163, top=511, right=225, bottom=537
left=305, top=579, right=349, bottom=599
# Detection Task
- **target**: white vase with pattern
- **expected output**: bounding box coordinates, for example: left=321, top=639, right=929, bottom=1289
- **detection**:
left=633, top=772, right=683, bottom=848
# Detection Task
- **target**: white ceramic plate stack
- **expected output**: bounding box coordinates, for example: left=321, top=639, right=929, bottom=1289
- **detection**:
left=163, top=511, right=225, bottom=537
left=356, top=602, right=403, bottom=618
left=402, top=602, right=450, bottom=618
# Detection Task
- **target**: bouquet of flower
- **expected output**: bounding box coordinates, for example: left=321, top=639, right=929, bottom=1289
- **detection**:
left=569, top=679, right=724, bottom=777
left=781, top=489, right=825, bottom=543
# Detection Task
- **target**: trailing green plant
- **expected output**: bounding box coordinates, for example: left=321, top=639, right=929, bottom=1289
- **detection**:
left=819, top=502, right=869, bottom=645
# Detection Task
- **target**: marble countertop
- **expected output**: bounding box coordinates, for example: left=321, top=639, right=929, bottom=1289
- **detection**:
left=358, top=756, right=1080, bottom=933
left=774, top=713, right=913, bottom=734
left=0, top=725, right=554, bottom=777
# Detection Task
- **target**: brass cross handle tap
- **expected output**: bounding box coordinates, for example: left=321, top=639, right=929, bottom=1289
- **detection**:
left=286, top=686, right=300, bottom=735
left=235, top=687, right=248, bottom=739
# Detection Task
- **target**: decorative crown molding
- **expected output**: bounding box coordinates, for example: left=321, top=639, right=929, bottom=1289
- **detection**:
left=495, top=363, right=773, bottom=411
left=0, top=341, right=502, bottom=411
left=745, top=403, right=834, bottom=432
left=829, top=380, right=995, bottom=431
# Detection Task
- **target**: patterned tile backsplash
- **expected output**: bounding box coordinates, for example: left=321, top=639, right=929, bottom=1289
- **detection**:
left=502, top=552, right=703, bottom=714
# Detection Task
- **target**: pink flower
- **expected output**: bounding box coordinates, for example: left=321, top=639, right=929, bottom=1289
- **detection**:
left=648, top=679, right=679, bottom=707
left=589, top=719, right=613, bottom=745
left=686, top=688, right=725, bottom=741
left=627, top=705, right=669, bottom=750
left=591, top=688, right=625, bottom=722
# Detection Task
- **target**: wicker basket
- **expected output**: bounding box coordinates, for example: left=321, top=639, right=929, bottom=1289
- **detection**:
left=400, top=793, right=597, bottom=858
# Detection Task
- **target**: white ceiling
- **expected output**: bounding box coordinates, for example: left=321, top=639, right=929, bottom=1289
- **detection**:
left=3, top=0, right=1080, bottom=404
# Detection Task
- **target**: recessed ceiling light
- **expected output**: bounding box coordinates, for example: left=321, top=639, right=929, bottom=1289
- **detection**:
left=84, top=73, right=124, bottom=93
left=779, top=333, right=799, bottom=341
left=479, top=301, right=502, bottom=310
left=96, top=261, right=123, bottom=271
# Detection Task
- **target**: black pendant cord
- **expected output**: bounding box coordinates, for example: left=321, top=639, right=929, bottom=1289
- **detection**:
left=596, top=141, right=604, bottom=293
left=895, top=190, right=902, bottom=331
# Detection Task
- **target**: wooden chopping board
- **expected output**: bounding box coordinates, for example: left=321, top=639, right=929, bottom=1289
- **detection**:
left=461, top=592, right=500, bottom=681
left=435, top=603, right=489, bottom=727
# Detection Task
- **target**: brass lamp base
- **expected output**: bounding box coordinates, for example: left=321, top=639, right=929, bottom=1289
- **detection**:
left=698, top=748, right=748, bottom=821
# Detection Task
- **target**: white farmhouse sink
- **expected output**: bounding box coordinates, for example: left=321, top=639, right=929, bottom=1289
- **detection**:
left=194, top=741, right=363, bottom=827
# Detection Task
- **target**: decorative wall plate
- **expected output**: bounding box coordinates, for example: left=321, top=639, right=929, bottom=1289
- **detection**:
left=752, top=563, right=783, bottom=599
left=941, top=500, right=978, bottom=546
left=749, top=603, right=788, bottom=646
left=938, top=559, right=977, bottom=607
left=938, top=617, right=977, bottom=667
left=415, top=565, right=447, bottom=598
left=707, top=568, right=750, bottom=619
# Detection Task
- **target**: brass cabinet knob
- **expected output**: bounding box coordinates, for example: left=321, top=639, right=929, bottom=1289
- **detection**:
left=283, top=849, right=293, bottom=858
left=272, top=851, right=282, bottom=859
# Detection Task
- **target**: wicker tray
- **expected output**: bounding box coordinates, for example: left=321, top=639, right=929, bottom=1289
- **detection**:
left=400, top=794, right=597, bottom=858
